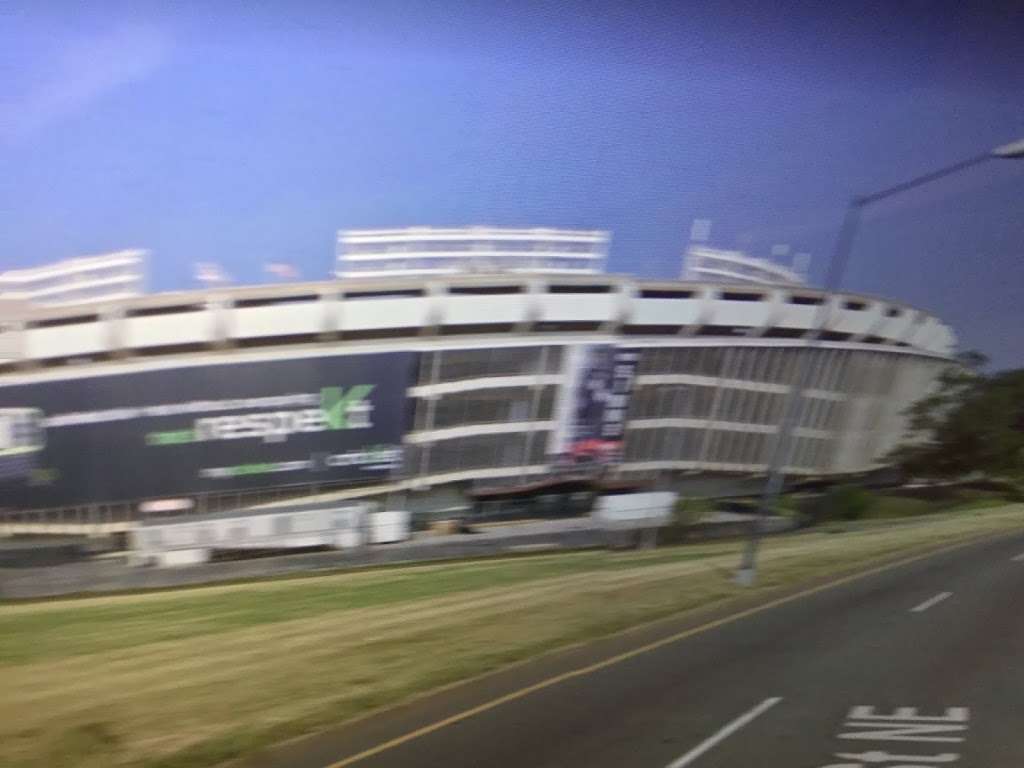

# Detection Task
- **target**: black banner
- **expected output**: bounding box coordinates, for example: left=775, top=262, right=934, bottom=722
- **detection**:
left=549, top=345, right=640, bottom=467
left=0, top=352, right=417, bottom=509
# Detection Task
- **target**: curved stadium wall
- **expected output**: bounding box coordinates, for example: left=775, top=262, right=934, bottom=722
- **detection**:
left=0, top=274, right=955, bottom=526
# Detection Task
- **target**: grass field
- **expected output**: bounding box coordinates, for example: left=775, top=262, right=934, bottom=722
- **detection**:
left=2, top=505, right=1022, bottom=768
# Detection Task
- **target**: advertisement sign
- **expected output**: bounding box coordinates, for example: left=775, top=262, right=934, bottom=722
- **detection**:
left=549, top=345, right=640, bottom=467
left=0, top=408, right=45, bottom=482
left=0, top=352, right=417, bottom=509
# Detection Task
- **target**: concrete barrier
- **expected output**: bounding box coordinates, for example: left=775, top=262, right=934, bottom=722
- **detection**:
left=0, top=514, right=799, bottom=600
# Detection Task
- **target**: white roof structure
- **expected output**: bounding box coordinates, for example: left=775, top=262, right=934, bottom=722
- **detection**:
left=336, top=226, right=609, bottom=279
left=0, top=250, right=146, bottom=307
left=683, top=245, right=806, bottom=286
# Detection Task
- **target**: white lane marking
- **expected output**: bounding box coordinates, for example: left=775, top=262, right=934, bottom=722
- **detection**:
left=836, top=750, right=959, bottom=763
left=1011, top=552, right=1024, bottom=562
left=910, top=592, right=953, bottom=613
left=665, top=697, right=782, bottom=768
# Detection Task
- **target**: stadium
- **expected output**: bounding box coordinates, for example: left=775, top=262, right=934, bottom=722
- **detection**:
left=0, top=228, right=956, bottom=535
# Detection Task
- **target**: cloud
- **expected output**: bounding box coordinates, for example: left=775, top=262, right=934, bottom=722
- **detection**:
left=1, top=23, right=171, bottom=145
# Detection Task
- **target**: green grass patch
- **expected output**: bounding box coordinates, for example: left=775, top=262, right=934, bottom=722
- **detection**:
left=0, top=545, right=734, bottom=666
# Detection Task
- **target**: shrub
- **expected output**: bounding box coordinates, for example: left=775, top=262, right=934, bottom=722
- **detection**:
left=673, top=497, right=715, bottom=526
left=869, top=495, right=931, bottom=518
left=823, top=484, right=875, bottom=521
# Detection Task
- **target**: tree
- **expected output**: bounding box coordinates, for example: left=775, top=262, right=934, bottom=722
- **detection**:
left=888, top=362, right=1024, bottom=480
left=955, top=349, right=989, bottom=372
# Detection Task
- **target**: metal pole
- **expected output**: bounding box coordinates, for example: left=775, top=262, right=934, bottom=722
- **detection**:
left=736, top=149, right=1006, bottom=585
left=522, top=345, right=549, bottom=481
left=736, top=201, right=862, bottom=585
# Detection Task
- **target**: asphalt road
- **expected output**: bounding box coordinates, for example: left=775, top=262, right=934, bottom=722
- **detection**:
left=253, top=530, right=1024, bottom=768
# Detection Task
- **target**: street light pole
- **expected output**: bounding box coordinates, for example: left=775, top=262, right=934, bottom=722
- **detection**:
left=736, top=137, right=1024, bottom=586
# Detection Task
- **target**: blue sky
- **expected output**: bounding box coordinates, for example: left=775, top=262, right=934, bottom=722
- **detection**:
left=1, top=1, right=1022, bottom=366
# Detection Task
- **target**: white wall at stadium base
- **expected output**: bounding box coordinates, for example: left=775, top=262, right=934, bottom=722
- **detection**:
left=156, top=549, right=211, bottom=567
left=591, top=492, right=678, bottom=530
left=369, top=510, right=411, bottom=544
left=128, top=503, right=408, bottom=567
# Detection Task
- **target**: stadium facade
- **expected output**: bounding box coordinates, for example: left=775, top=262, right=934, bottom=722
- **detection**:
left=0, top=269, right=955, bottom=531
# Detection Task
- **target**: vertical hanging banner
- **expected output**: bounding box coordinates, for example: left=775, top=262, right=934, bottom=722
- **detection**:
left=549, top=344, right=640, bottom=468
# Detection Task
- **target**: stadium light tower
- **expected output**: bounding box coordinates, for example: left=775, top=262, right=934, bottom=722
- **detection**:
left=736, top=136, right=1024, bottom=586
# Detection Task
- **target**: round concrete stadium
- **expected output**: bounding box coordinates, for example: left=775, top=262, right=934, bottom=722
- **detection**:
left=0, top=272, right=956, bottom=533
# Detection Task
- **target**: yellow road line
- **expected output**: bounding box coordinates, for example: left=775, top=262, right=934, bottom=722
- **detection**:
left=325, top=530, right=1015, bottom=768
